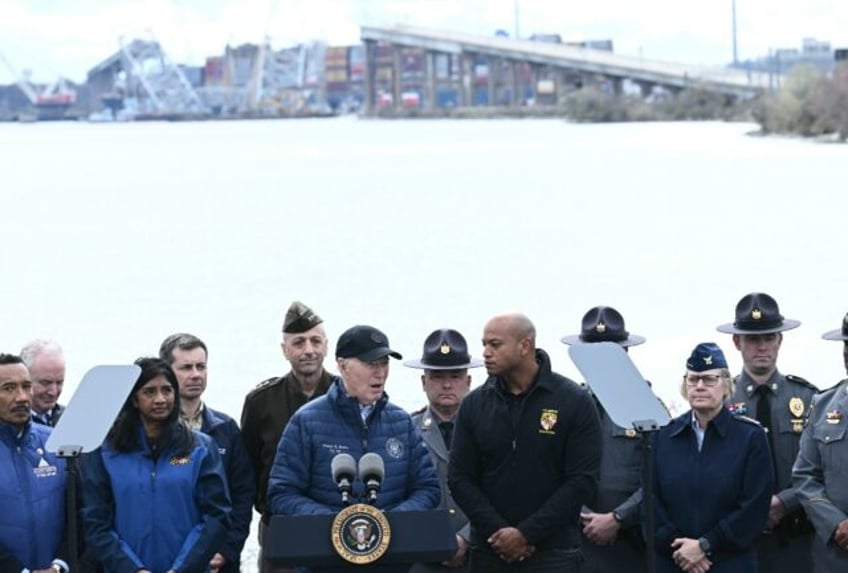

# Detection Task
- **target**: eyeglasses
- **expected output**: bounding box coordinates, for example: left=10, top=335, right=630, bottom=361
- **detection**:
left=684, top=374, right=723, bottom=387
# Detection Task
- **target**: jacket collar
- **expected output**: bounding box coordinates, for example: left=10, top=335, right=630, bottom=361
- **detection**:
left=669, top=407, right=732, bottom=438
left=737, top=369, right=782, bottom=397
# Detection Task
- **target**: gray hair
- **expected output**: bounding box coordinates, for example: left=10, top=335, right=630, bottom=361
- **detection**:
left=19, top=339, right=64, bottom=369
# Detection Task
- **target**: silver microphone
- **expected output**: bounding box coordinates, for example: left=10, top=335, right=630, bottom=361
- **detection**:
left=331, top=453, right=357, bottom=506
left=358, top=452, right=385, bottom=505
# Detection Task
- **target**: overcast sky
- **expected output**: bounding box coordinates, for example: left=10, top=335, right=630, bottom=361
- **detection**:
left=1, top=0, right=846, bottom=83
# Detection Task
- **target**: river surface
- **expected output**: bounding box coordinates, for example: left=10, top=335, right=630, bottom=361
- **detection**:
left=2, top=117, right=846, bottom=567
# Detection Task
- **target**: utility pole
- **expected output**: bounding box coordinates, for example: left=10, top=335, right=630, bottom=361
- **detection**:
left=514, top=0, right=520, bottom=39
left=732, top=0, right=738, bottom=65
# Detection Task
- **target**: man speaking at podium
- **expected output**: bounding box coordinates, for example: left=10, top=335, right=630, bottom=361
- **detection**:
left=267, top=324, right=440, bottom=563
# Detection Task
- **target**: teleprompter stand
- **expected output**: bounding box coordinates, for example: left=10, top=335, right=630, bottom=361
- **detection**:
left=569, top=342, right=671, bottom=573
left=46, top=365, right=141, bottom=572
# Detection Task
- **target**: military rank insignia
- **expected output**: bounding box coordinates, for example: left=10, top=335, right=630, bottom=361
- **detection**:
left=826, top=410, right=843, bottom=425
left=727, top=402, right=748, bottom=416
left=539, top=409, right=558, bottom=434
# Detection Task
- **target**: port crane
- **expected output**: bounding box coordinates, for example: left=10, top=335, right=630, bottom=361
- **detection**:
left=0, top=53, right=76, bottom=118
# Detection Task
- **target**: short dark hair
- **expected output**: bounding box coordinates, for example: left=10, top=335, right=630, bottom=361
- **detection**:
left=0, top=354, right=24, bottom=366
left=158, top=333, right=208, bottom=364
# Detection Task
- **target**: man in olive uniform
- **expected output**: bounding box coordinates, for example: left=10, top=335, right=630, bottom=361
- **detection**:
left=240, top=301, right=334, bottom=573
left=717, top=292, right=817, bottom=572
left=561, top=306, right=648, bottom=573
left=792, top=311, right=848, bottom=572
left=405, top=328, right=484, bottom=573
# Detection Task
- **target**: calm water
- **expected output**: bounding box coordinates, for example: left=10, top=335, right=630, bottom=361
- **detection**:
left=2, top=117, right=847, bottom=567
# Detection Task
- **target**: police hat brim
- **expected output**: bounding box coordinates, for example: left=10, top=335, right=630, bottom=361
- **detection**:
left=716, top=319, right=801, bottom=335
left=559, top=334, right=646, bottom=347
left=403, top=357, right=484, bottom=370
left=822, top=328, right=848, bottom=341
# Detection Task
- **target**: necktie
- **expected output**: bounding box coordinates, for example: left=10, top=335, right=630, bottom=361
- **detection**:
left=439, top=421, right=454, bottom=449
left=755, top=385, right=778, bottom=492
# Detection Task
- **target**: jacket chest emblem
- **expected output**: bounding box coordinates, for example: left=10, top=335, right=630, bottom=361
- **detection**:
left=540, top=409, right=558, bottom=434
left=169, top=455, right=191, bottom=465
left=32, top=456, right=58, bottom=478
left=385, top=437, right=405, bottom=459
left=826, top=410, right=843, bottom=425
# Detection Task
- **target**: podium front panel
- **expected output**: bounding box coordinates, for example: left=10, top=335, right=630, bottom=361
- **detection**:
left=265, top=509, right=457, bottom=569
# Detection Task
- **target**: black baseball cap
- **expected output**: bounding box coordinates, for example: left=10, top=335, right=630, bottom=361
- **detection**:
left=336, top=325, right=402, bottom=362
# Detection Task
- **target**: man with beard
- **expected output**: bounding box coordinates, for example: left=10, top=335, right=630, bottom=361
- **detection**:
left=241, top=301, right=334, bottom=573
left=717, top=292, right=817, bottom=573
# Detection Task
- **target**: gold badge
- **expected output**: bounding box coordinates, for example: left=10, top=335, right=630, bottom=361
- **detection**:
left=595, top=322, right=606, bottom=333
left=752, top=308, right=762, bottom=320
left=625, top=428, right=637, bottom=438
left=789, top=397, right=804, bottom=418
left=540, top=409, right=558, bottom=433
left=440, top=343, right=451, bottom=355
left=331, top=504, right=391, bottom=564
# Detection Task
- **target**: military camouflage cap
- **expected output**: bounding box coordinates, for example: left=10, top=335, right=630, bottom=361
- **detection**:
left=283, top=301, right=323, bottom=333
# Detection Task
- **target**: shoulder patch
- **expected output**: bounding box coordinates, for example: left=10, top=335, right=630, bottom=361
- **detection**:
left=410, top=405, right=426, bottom=416
left=246, top=376, right=283, bottom=398
left=786, top=374, right=818, bottom=391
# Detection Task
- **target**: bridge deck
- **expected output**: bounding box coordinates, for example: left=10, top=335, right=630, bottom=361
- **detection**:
left=361, top=25, right=774, bottom=97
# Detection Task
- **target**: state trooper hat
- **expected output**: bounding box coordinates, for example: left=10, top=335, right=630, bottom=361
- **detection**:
left=822, top=312, right=848, bottom=341
left=403, top=328, right=484, bottom=370
left=336, top=325, right=402, bottom=362
left=560, top=306, right=646, bottom=347
left=716, top=292, right=800, bottom=335
left=283, top=301, right=323, bottom=334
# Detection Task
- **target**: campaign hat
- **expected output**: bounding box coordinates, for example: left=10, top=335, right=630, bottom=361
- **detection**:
left=283, top=301, right=323, bottom=334
left=716, top=292, right=800, bottom=334
left=336, top=325, right=402, bottom=362
left=403, top=329, right=484, bottom=370
left=822, top=312, right=848, bottom=341
left=560, top=306, right=646, bottom=347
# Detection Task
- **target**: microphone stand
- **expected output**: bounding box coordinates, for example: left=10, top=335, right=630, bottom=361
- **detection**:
left=634, top=419, right=659, bottom=573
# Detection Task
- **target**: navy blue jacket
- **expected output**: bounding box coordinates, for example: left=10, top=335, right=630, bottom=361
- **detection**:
left=0, top=421, right=66, bottom=571
left=82, top=427, right=231, bottom=573
left=448, top=349, right=602, bottom=552
left=267, top=378, right=440, bottom=514
left=652, top=408, right=773, bottom=572
left=201, top=406, right=255, bottom=570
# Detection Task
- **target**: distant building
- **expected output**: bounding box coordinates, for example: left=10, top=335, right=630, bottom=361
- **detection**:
left=735, top=37, right=835, bottom=75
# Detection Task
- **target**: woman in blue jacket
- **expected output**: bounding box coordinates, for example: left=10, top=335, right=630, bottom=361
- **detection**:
left=82, top=357, right=230, bottom=573
left=652, top=343, right=772, bottom=573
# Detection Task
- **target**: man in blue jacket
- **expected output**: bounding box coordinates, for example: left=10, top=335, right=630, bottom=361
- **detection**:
left=160, top=333, right=255, bottom=573
left=267, top=324, right=440, bottom=515
left=0, top=353, right=68, bottom=573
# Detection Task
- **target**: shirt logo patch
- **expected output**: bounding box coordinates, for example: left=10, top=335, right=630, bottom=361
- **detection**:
left=33, top=457, right=58, bottom=478
left=169, top=455, right=191, bottom=465
left=539, top=409, right=558, bottom=434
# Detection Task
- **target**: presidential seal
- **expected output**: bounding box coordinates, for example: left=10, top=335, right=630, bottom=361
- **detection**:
left=331, top=503, right=391, bottom=564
